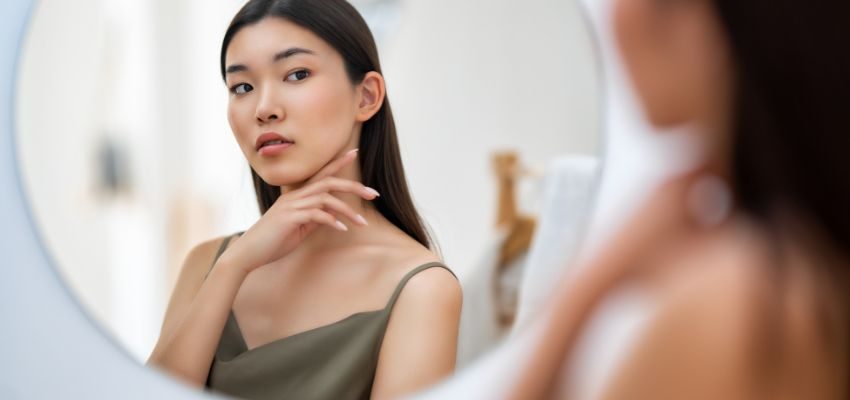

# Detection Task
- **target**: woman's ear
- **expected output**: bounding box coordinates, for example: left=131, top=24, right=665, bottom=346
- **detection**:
left=355, top=71, right=386, bottom=122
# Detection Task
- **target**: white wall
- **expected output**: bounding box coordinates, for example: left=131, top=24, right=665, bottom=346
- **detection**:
left=384, top=0, right=600, bottom=274
left=16, top=0, right=107, bottom=315
left=176, top=0, right=603, bottom=275
left=16, top=0, right=168, bottom=360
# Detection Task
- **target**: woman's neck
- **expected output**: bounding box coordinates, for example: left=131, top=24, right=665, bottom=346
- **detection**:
left=301, top=192, right=387, bottom=253
left=281, top=159, right=389, bottom=253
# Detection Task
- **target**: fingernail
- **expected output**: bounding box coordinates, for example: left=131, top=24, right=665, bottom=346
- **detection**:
left=335, top=220, right=349, bottom=231
left=349, top=148, right=359, bottom=155
left=365, top=187, right=380, bottom=197
left=355, top=214, right=368, bottom=226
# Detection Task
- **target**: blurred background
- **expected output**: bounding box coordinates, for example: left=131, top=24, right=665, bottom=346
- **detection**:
left=15, top=0, right=600, bottom=362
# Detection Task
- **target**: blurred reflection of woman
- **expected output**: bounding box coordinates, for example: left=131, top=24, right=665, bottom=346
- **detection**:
left=146, top=1, right=462, bottom=399
left=512, top=0, right=849, bottom=399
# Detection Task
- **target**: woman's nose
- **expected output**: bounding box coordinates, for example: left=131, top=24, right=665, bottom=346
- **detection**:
left=255, top=87, right=284, bottom=124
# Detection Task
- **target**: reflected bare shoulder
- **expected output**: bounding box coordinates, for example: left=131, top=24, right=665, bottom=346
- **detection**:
left=151, top=236, right=231, bottom=357
left=371, top=262, right=462, bottom=399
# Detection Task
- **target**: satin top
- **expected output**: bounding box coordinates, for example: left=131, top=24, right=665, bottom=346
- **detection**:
left=203, top=233, right=455, bottom=400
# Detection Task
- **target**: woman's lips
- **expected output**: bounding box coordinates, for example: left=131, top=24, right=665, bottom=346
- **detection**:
left=258, top=141, right=293, bottom=156
left=255, top=131, right=294, bottom=156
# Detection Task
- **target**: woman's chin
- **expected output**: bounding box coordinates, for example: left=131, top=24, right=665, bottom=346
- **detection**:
left=253, top=158, right=333, bottom=188
left=257, top=172, right=312, bottom=188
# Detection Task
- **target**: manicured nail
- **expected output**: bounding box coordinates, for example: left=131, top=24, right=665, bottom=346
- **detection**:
left=365, top=187, right=380, bottom=197
left=355, top=214, right=368, bottom=226
left=335, top=220, right=349, bottom=231
left=349, top=148, right=359, bottom=156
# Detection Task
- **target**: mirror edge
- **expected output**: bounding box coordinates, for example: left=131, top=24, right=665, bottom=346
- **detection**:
left=1, top=1, right=211, bottom=398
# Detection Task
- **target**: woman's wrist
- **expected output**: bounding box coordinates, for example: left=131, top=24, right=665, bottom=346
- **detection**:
left=211, top=252, right=251, bottom=283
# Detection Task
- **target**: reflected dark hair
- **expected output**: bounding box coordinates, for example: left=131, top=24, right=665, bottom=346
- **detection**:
left=220, top=0, right=431, bottom=249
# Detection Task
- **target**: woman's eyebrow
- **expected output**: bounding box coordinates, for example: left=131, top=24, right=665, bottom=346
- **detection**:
left=225, top=64, right=248, bottom=75
left=273, top=47, right=315, bottom=62
left=225, top=47, right=316, bottom=75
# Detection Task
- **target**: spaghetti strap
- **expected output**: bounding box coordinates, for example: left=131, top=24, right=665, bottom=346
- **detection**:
left=384, top=262, right=456, bottom=310
left=203, top=232, right=243, bottom=281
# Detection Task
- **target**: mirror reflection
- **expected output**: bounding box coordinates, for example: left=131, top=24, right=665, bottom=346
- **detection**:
left=15, top=0, right=600, bottom=397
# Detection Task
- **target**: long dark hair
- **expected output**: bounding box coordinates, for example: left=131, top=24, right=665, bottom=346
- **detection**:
left=712, top=0, right=850, bottom=384
left=715, top=1, right=850, bottom=251
left=220, top=0, right=432, bottom=249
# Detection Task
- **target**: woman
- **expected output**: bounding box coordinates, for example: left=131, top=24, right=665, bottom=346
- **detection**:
left=147, top=1, right=462, bottom=399
left=512, top=0, right=848, bottom=398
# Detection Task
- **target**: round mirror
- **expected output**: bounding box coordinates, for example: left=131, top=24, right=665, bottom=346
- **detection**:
left=13, top=0, right=602, bottom=397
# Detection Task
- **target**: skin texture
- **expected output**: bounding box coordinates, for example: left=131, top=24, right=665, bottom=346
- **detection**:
left=147, top=17, right=462, bottom=400
left=507, top=0, right=845, bottom=398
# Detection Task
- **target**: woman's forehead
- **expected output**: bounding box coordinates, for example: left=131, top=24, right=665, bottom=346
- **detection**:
left=225, top=17, right=335, bottom=66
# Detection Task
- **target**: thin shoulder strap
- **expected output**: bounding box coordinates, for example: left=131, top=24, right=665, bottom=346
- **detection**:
left=202, top=232, right=243, bottom=281
left=384, top=262, right=457, bottom=310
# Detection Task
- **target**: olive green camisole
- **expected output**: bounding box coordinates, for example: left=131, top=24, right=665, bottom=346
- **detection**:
left=203, top=233, right=456, bottom=400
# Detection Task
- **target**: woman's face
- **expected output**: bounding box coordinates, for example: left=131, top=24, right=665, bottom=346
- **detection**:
left=224, top=17, right=363, bottom=186
left=613, top=0, right=733, bottom=130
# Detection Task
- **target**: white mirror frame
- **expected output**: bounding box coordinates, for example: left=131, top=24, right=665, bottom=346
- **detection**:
left=0, top=1, right=211, bottom=398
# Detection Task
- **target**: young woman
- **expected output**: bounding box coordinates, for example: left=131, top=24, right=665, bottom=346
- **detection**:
left=511, top=0, right=849, bottom=398
left=147, top=1, right=462, bottom=399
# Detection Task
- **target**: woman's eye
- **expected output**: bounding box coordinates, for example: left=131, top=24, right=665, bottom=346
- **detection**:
left=230, top=83, right=253, bottom=95
left=286, top=69, right=311, bottom=82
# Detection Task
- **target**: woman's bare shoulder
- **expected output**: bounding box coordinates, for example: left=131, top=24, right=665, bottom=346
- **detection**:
left=371, top=235, right=461, bottom=398
left=601, top=221, right=777, bottom=399
left=367, top=222, right=443, bottom=272
left=152, top=235, right=235, bottom=355
left=603, top=219, right=840, bottom=399
left=368, top=228, right=458, bottom=300
left=180, top=235, right=233, bottom=280
left=653, top=219, right=772, bottom=308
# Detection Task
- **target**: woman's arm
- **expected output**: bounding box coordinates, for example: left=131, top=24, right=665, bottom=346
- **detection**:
left=147, top=149, right=379, bottom=387
left=371, top=267, right=463, bottom=399
left=146, top=237, right=247, bottom=388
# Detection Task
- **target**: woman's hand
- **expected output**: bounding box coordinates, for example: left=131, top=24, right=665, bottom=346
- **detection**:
left=220, top=149, right=380, bottom=274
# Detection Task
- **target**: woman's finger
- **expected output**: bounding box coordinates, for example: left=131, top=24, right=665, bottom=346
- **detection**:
left=297, top=177, right=380, bottom=200
left=291, top=193, right=369, bottom=226
left=291, top=208, right=349, bottom=232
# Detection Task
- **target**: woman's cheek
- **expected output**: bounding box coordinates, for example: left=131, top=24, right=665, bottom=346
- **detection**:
left=307, top=79, right=354, bottom=130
